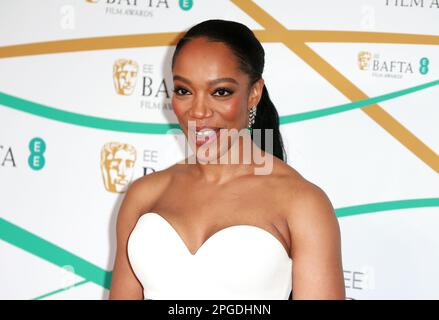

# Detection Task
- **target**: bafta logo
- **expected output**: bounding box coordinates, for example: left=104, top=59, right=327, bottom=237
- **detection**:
left=100, top=142, right=137, bottom=193
left=358, top=51, right=372, bottom=70
left=113, top=59, right=139, bottom=95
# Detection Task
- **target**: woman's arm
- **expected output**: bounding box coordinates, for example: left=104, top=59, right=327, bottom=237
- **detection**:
left=108, top=171, right=168, bottom=300
left=287, top=182, right=345, bottom=300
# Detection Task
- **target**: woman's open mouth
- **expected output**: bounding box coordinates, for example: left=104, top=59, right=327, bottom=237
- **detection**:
left=195, top=127, right=221, bottom=147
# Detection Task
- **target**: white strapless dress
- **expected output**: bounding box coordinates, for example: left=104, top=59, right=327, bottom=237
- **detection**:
left=127, top=212, right=293, bottom=300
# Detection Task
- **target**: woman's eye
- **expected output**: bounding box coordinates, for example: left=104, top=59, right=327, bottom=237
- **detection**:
left=213, top=88, right=233, bottom=97
left=173, top=87, right=190, bottom=95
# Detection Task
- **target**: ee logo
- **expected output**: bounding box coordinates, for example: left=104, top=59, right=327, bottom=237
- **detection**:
left=179, top=0, right=193, bottom=11
left=28, top=137, right=46, bottom=170
left=419, top=57, right=429, bottom=75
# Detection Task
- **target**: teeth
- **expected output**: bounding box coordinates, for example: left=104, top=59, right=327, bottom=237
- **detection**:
left=196, top=128, right=218, bottom=137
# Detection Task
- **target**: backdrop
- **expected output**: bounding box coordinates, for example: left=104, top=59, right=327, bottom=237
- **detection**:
left=0, top=0, right=438, bottom=300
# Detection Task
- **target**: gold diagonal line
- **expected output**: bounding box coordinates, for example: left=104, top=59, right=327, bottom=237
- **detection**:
left=231, top=0, right=439, bottom=173
left=290, top=30, right=439, bottom=44
left=0, top=32, right=182, bottom=58
left=0, top=30, right=437, bottom=59
left=286, top=41, right=439, bottom=173
left=254, top=30, right=439, bottom=44
left=229, top=0, right=285, bottom=31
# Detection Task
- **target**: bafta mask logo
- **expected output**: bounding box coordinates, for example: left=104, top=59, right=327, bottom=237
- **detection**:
left=113, top=59, right=139, bottom=96
left=100, top=142, right=137, bottom=193
left=358, top=51, right=372, bottom=70
left=85, top=0, right=100, bottom=3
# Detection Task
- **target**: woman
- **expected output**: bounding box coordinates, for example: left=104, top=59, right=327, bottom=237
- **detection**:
left=109, top=19, right=345, bottom=300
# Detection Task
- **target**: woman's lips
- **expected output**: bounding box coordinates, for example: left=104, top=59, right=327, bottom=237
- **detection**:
left=194, top=127, right=220, bottom=147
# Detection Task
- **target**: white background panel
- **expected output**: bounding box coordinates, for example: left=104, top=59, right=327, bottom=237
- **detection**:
left=1, top=0, right=437, bottom=300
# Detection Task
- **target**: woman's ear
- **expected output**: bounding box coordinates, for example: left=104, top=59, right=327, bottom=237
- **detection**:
left=248, top=78, right=265, bottom=110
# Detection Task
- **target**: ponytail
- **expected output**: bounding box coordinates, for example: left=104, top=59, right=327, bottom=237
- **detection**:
left=251, top=84, right=287, bottom=162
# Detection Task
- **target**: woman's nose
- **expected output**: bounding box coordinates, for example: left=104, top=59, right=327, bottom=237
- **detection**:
left=189, top=95, right=212, bottom=118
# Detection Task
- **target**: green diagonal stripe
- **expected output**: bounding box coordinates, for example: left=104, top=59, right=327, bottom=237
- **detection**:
left=0, top=79, right=438, bottom=132
left=1, top=197, right=439, bottom=300
left=0, top=218, right=112, bottom=290
left=32, top=280, right=89, bottom=300
left=335, top=198, right=439, bottom=218
left=0, top=92, right=181, bottom=134
left=279, top=79, right=439, bottom=124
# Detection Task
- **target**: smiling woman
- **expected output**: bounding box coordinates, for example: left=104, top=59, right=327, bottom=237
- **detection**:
left=170, top=21, right=287, bottom=163
left=109, top=19, right=345, bottom=300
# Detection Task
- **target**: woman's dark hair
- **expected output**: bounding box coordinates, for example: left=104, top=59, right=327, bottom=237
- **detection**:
left=171, top=19, right=287, bottom=162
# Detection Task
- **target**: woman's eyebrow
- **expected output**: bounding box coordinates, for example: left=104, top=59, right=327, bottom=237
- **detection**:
left=173, top=75, right=239, bottom=85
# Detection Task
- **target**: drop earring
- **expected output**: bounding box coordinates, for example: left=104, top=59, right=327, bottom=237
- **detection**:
left=247, top=106, right=256, bottom=134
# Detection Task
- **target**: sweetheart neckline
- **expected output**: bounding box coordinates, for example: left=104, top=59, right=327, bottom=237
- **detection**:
left=137, top=212, right=292, bottom=260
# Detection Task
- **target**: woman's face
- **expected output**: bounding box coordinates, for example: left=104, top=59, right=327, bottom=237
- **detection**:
left=172, top=37, right=263, bottom=162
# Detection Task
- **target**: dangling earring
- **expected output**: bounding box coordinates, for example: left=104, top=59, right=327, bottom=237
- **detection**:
left=247, top=105, right=257, bottom=134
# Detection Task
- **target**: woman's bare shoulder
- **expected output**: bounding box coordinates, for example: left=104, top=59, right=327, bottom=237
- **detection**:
left=271, top=157, right=309, bottom=189
left=273, top=159, right=335, bottom=219
left=124, top=164, right=180, bottom=215
left=130, top=166, right=172, bottom=190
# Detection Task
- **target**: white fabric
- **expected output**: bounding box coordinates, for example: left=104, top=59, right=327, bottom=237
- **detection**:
left=127, top=212, right=293, bottom=300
